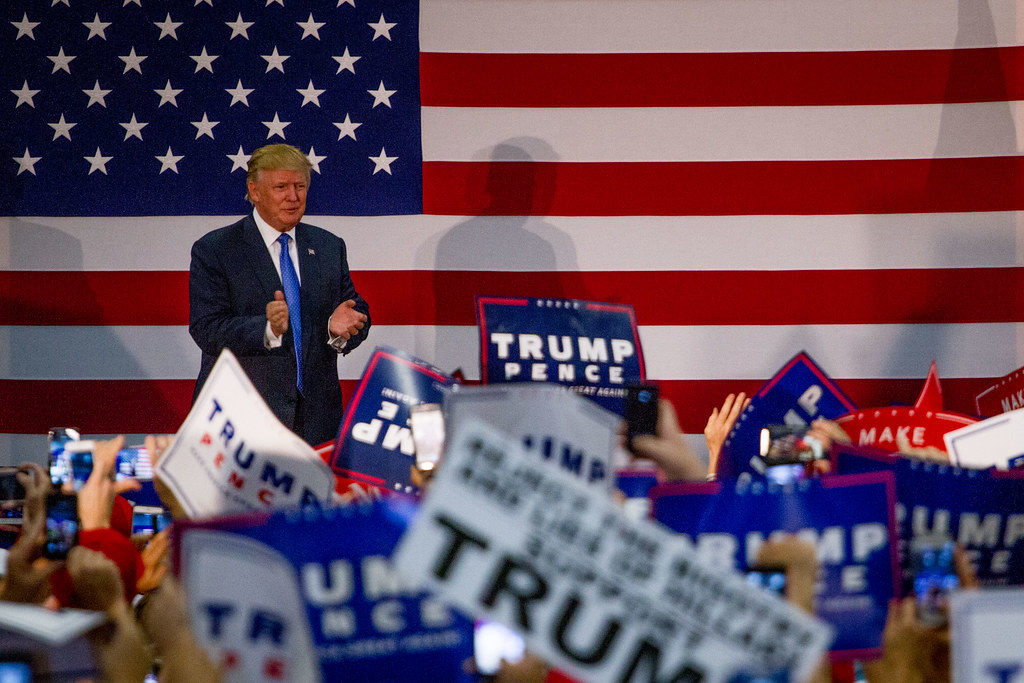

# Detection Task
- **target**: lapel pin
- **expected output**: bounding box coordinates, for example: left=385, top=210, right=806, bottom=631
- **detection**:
left=308, top=248, right=315, bottom=255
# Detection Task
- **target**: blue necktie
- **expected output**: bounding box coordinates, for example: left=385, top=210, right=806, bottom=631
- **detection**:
left=276, top=233, right=303, bottom=394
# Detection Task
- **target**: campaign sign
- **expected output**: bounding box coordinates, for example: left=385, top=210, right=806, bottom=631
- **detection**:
left=951, top=588, right=1024, bottom=683
left=650, top=474, right=898, bottom=660
left=476, top=296, right=645, bottom=415
left=976, top=364, right=1024, bottom=417
left=176, top=501, right=474, bottom=683
left=832, top=445, right=1024, bottom=586
left=330, top=346, right=457, bottom=492
left=718, top=352, right=857, bottom=480
left=944, top=409, right=1024, bottom=469
left=155, top=349, right=336, bottom=519
left=394, top=420, right=832, bottom=683
left=443, top=384, right=619, bottom=488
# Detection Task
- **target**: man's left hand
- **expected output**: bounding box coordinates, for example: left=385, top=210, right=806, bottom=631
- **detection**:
left=329, top=299, right=367, bottom=340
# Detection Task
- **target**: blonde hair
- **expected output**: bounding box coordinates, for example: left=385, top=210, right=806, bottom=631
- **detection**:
left=246, top=144, right=312, bottom=203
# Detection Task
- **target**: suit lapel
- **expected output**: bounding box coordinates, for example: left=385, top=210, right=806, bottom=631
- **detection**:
left=241, top=214, right=283, bottom=301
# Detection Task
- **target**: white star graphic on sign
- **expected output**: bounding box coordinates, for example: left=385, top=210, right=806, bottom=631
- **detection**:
left=263, top=112, right=289, bottom=139
left=119, top=113, right=147, bottom=141
left=227, top=145, right=249, bottom=172
left=261, top=46, right=289, bottom=73
left=154, top=80, right=182, bottom=107
left=297, top=13, right=324, bottom=40
left=48, top=48, right=76, bottom=74
left=14, top=149, right=40, bottom=176
left=119, top=47, right=146, bottom=74
left=83, top=13, right=110, bottom=40
left=297, top=80, right=325, bottom=107
left=368, top=14, right=396, bottom=41
left=12, top=14, right=39, bottom=40
left=332, top=47, right=360, bottom=74
left=369, top=148, right=397, bottom=175
left=190, top=46, right=218, bottom=73
left=154, top=13, right=182, bottom=40
left=226, top=13, right=253, bottom=39
left=156, top=147, right=183, bottom=174
left=367, top=81, right=396, bottom=108
left=49, top=114, right=76, bottom=141
left=192, top=112, right=219, bottom=139
left=12, top=81, right=40, bottom=108
left=225, top=79, right=254, bottom=106
left=338, top=0, right=356, bottom=6
left=332, top=114, right=361, bottom=141
left=306, top=147, right=326, bottom=174
left=84, top=148, right=112, bottom=175
left=82, top=80, right=110, bottom=108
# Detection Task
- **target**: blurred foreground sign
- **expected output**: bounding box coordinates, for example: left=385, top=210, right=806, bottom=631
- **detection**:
left=951, top=588, right=1024, bottom=683
left=394, top=420, right=832, bottom=683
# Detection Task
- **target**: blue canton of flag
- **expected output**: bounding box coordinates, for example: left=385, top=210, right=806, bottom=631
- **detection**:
left=1, top=0, right=421, bottom=216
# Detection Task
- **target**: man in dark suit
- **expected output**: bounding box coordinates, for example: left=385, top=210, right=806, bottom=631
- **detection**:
left=189, top=144, right=370, bottom=446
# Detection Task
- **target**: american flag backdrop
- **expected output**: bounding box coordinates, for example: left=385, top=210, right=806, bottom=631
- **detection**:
left=2, top=0, right=1024, bottom=464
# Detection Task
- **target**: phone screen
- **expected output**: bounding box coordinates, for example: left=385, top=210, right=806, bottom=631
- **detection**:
left=759, top=424, right=823, bottom=465
left=44, top=493, right=79, bottom=560
left=410, top=403, right=445, bottom=472
left=0, top=469, right=26, bottom=501
left=57, top=442, right=150, bottom=491
left=132, top=506, right=173, bottom=535
left=912, top=539, right=958, bottom=626
left=625, top=384, right=659, bottom=442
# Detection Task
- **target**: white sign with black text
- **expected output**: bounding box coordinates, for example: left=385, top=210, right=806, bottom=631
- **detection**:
left=951, top=588, right=1024, bottom=683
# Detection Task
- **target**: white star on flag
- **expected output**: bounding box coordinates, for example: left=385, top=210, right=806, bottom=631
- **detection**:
left=12, top=14, right=40, bottom=40
left=266, top=0, right=284, bottom=6
left=82, top=81, right=110, bottom=108
left=49, top=114, right=76, bottom=141
left=192, top=113, right=219, bottom=139
left=369, top=147, right=397, bottom=175
left=333, top=47, right=360, bottom=75
left=227, top=146, right=249, bottom=172
left=297, top=80, right=325, bottom=107
left=262, top=47, right=289, bottom=73
left=154, top=80, right=182, bottom=107
left=225, top=80, right=254, bottom=106
left=306, top=147, right=326, bottom=174
left=154, top=13, right=182, bottom=40
left=226, top=13, right=253, bottom=40
left=84, top=148, right=112, bottom=175
left=12, top=81, right=40, bottom=108
left=368, top=14, right=396, bottom=41
left=297, top=13, right=325, bottom=40
left=190, top=47, right=218, bottom=73
left=338, top=0, right=356, bottom=6
left=263, top=113, right=290, bottom=139
left=83, top=13, right=111, bottom=40
left=155, top=147, right=183, bottom=174
left=333, top=114, right=361, bottom=141
left=119, top=113, right=147, bottom=141
left=48, top=48, right=76, bottom=74
left=194, top=0, right=213, bottom=6
left=119, top=48, right=146, bottom=74
left=367, top=81, right=396, bottom=108
left=122, top=0, right=141, bottom=6
left=52, top=0, right=71, bottom=7
left=14, top=149, right=40, bottom=176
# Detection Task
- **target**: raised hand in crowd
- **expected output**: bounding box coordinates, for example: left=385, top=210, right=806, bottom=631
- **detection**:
left=78, top=435, right=141, bottom=531
left=805, top=418, right=851, bottom=475
left=67, top=546, right=152, bottom=683
left=895, top=431, right=949, bottom=463
left=146, top=434, right=189, bottom=520
left=137, top=528, right=170, bottom=594
left=0, top=463, right=60, bottom=604
left=135, top=575, right=220, bottom=682
left=704, top=393, right=748, bottom=477
left=629, top=398, right=707, bottom=481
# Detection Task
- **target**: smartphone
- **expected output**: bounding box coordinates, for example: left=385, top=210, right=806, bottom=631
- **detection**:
left=410, top=403, right=445, bottom=472
left=759, top=424, right=824, bottom=465
left=910, top=537, right=959, bottom=626
left=0, top=468, right=26, bottom=501
left=43, top=493, right=79, bottom=560
left=47, top=427, right=80, bottom=488
left=56, top=441, right=151, bottom=491
left=625, top=383, right=659, bottom=443
left=745, top=565, right=787, bottom=597
left=132, top=505, right=173, bottom=535
left=474, top=621, right=526, bottom=676
left=0, top=661, right=32, bottom=683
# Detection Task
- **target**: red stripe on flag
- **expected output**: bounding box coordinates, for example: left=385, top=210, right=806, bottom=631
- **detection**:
left=422, top=157, right=1024, bottom=216
left=421, top=47, right=1024, bottom=107
left=0, top=378, right=990, bottom=435
left=4, top=268, right=1024, bottom=326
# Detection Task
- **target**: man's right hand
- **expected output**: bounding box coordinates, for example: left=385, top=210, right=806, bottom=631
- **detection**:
left=267, top=290, right=289, bottom=336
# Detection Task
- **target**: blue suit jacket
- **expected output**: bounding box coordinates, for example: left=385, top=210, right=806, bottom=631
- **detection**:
left=188, top=214, right=370, bottom=446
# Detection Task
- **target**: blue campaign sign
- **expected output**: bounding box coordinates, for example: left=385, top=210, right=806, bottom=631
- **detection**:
left=650, top=473, right=898, bottom=660
left=175, top=500, right=474, bottom=682
left=833, top=444, right=1024, bottom=587
left=330, top=346, right=457, bottom=492
left=476, top=296, right=646, bottom=415
left=718, top=351, right=857, bottom=479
